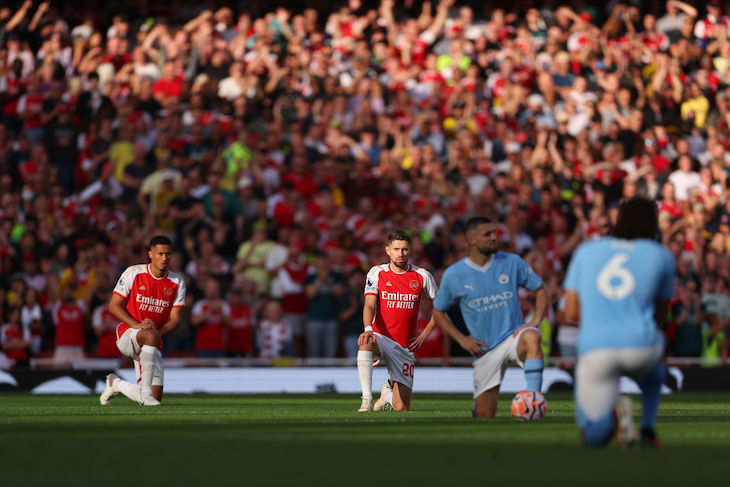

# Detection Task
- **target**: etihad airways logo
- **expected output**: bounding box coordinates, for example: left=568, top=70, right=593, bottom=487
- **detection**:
left=136, top=294, right=171, bottom=313
left=466, top=291, right=514, bottom=311
left=381, top=291, right=419, bottom=309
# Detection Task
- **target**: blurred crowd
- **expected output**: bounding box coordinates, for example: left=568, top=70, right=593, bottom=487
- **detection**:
left=0, top=0, right=729, bottom=368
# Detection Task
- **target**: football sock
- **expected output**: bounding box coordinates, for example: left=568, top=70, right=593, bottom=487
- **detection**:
left=524, top=358, right=544, bottom=391
left=637, top=361, right=664, bottom=431
left=114, top=378, right=141, bottom=403
left=357, top=350, right=373, bottom=399
left=140, top=345, right=157, bottom=398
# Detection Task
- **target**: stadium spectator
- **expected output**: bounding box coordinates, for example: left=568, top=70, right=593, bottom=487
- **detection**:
left=257, top=299, right=292, bottom=360
left=304, top=254, right=345, bottom=358
left=1, top=306, right=30, bottom=367
left=191, top=277, right=232, bottom=358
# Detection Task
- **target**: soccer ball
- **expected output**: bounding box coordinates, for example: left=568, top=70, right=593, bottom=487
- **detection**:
left=511, top=390, right=547, bottom=421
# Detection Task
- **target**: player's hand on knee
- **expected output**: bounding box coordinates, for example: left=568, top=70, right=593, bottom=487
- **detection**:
left=358, top=331, right=374, bottom=347
left=459, top=336, right=488, bottom=356
left=140, top=318, right=156, bottom=330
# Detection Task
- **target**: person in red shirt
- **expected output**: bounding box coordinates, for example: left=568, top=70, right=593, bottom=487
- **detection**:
left=227, top=280, right=258, bottom=357
left=100, top=236, right=186, bottom=406
left=357, top=230, right=438, bottom=412
left=277, top=241, right=311, bottom=357
left=92, top=294, right=122, bottom=358
left=52, top=282, right=88, bottom=364
left=191, top=278, right=232, bottom=357
left=1, top=307, right=31, bottom=367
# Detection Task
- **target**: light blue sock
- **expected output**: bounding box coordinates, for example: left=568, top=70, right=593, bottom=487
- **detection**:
left=524, top=358, right=544, bottom=391
left=637, top=361, right=664, bottom=431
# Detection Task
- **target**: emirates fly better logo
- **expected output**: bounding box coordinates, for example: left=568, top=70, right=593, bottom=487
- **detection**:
left=381, top=291, right=419, bottom=309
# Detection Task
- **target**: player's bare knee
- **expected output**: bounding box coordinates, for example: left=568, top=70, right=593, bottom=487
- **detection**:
left=522, top=330, right=542, bottom=354
left=137, top=330, right=158, bottom=347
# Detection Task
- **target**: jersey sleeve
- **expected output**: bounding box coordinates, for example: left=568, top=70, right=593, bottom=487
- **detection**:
left=173, top=279, right=186, bottom=307
left=433, top=267, right=455, bottom=311
left=191, top=299, right=204, bottom=316
left=113, top=267, right=134, bottom=298
left=518, top=257, right=543, bottom=291
left=421, top=270, right=438, bottom=300
left=364, top=267, right=380, bottom=296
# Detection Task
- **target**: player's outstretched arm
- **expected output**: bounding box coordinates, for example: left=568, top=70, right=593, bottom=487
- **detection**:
left=432, top=308, right=488, bottom=356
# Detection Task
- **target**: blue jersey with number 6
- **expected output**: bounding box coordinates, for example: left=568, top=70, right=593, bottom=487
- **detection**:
left=563, top=237, right=676, bottom=355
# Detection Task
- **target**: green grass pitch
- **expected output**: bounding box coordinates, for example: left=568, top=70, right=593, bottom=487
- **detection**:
left=1, top=392, right=730, bottom=486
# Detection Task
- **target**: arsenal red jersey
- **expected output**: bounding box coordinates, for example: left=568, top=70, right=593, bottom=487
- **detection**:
left=92, top=305, right=121, bottom=357
left=112, top=264, right=186, bottom=337
left=364, top=263, right=438, bottom=348
left=228, top=303, right=253, bottom=354
left=53, top=300, right=86, bottom=347
left=191, top=299, right=231, bottom=352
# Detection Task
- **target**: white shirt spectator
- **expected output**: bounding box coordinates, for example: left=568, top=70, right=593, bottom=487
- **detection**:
left=668, top=169, right=702, bottom=200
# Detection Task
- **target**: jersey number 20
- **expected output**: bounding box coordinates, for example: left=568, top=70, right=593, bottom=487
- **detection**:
left=595, top=253, right=635, bottom=300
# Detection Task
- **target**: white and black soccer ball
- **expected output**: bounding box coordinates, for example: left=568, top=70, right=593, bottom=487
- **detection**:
left=511, top=390, right=547, bottom=421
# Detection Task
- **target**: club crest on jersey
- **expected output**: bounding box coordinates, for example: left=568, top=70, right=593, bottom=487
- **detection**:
left=498, top=274, right=509, bottom=285
left=409, top=280, right=419, bottom=290
left=163, top=288, right=173, bottom=297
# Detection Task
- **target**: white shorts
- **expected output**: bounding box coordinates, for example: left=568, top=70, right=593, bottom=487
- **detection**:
left=576, top=343, right=663, bottom=421
left=374, top=333, right=415, bottom=389
left=472, top=327, right=540, bottom=398
left=116, top=328, right=164, bottom=387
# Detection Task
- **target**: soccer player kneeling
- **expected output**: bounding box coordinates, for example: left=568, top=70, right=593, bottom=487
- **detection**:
left=100, top=236, right=186, bottom=406
left=563, top=197, right=675, bottom=447
left=357, top=231, right=438, bottom=412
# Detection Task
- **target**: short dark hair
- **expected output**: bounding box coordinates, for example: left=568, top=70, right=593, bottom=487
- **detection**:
left=465, top=216, right=492, bottom=236
left=149, top=235, right=172, bottom=249
left=611, top=197, right=658, bottom=240
left=387, top=230, right=411, bottom=244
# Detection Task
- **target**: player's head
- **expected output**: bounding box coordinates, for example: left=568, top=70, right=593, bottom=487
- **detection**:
left=611, top=197, right=658, bottom=240
left=385, top=230, right=411, bottom=270
left=465, top=216, right=498, bottom=255
left=148, top=235, right=173, bottom=273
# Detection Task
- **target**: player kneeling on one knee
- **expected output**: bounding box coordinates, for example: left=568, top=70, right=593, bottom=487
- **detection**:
left=356, top=230, right=438, bottom=413
left=100, top=236, right=186, bottom=407
left=432, top=217, right=549, bottom=419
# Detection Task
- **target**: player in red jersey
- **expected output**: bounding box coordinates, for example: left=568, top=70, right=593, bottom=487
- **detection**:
left=357, top=230, right=438, bottom=412
left=99, top=236, right=186, bottom=406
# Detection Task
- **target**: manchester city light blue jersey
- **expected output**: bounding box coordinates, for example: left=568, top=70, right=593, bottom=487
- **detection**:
left=563, top=237, right=676, bottom=355
left=434, top=252, right=543, bottom=353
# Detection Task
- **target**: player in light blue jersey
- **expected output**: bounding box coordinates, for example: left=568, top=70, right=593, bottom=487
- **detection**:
left=563, top=197, right=676, bottom=448
left=433, top=217, right=549, bottom=418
